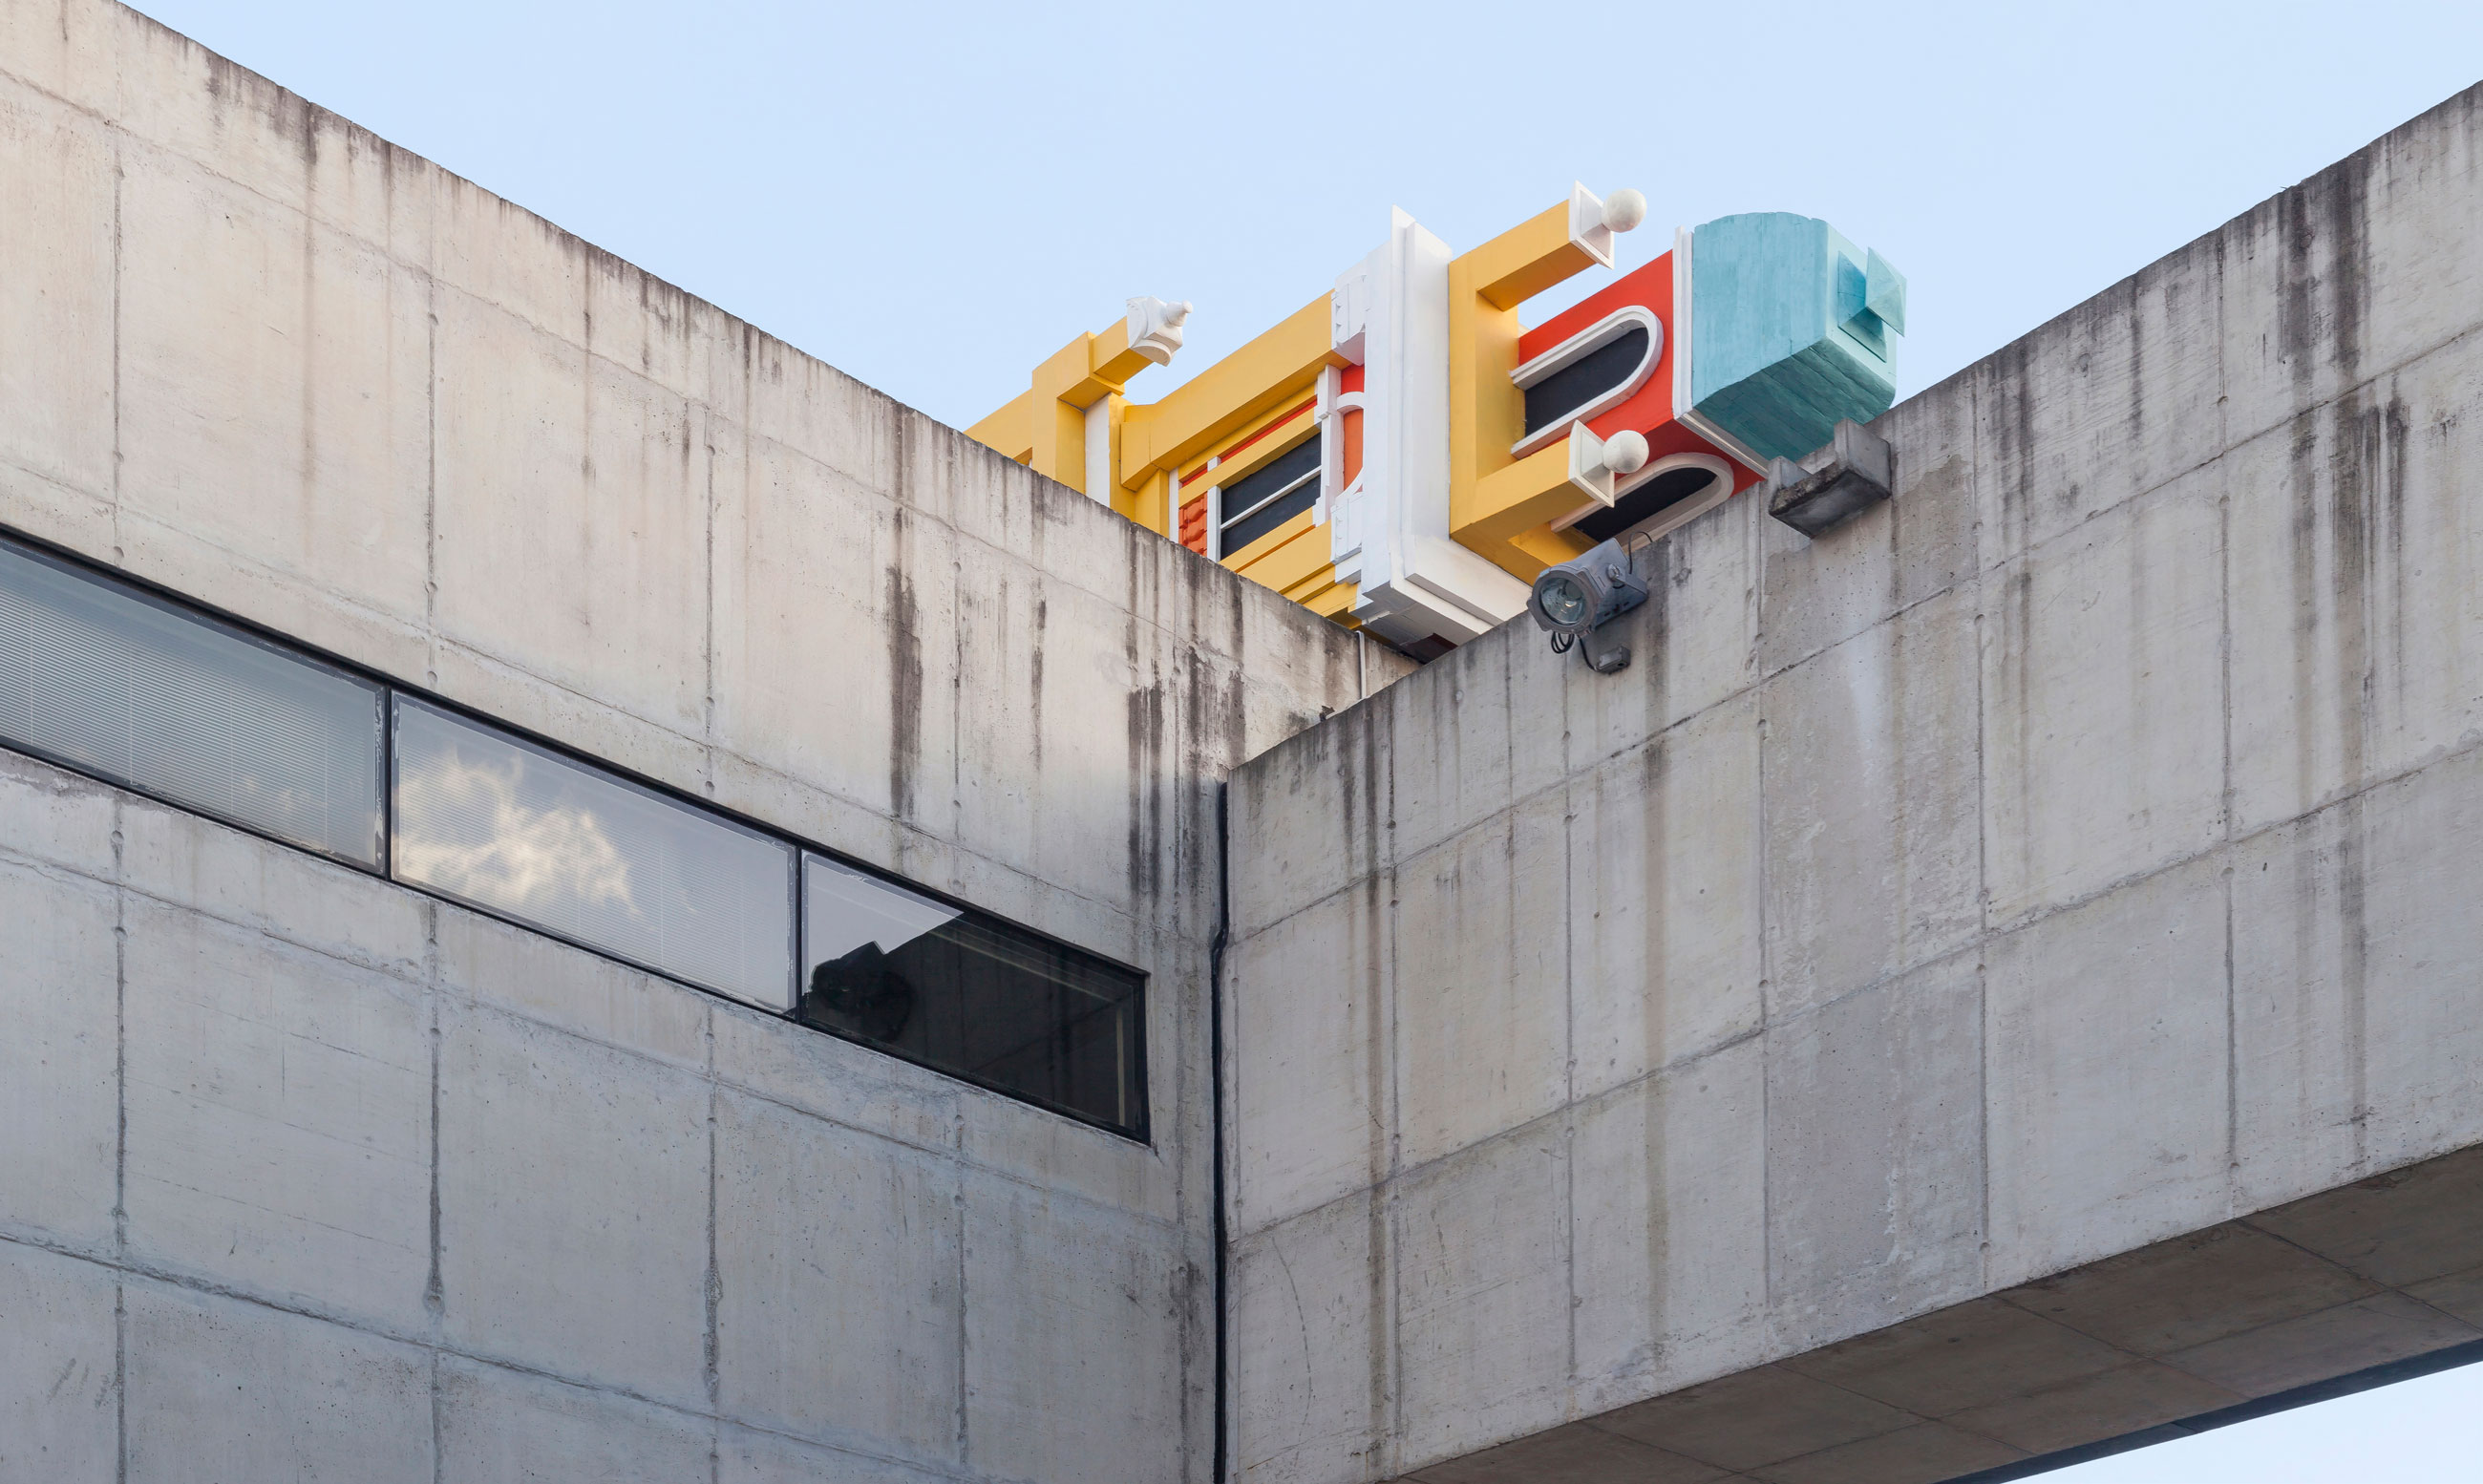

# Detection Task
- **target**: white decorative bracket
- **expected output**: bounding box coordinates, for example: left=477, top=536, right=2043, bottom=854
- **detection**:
left=1126, top=296, right=1194, bottom=366
left=1568, top=183, right=1647, bottom=269
left=1565, top=422, right=1650, bottom=505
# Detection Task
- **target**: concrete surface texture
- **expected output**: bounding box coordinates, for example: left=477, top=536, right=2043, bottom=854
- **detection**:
left=0, top=1, right=1408, bottom=1479
left=1224, top=81, right=2483, bottom=1483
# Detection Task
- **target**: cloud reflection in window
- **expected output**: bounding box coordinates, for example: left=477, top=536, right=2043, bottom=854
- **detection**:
left=393, top=750, right=637, bottom=917
left=391, top=698, right=795, bottom=1009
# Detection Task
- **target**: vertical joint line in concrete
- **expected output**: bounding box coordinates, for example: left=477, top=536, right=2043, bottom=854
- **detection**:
left=2218, top=469, right=2240, bottom=1187
left=2224, top=855, right=2240, bottom=1184
left=2218, top=485, right=2237, bottom=843
left=701, top=405, right=718, bottom=796
left=113, top=1277, right=127, bottom=1484
left=704, top=1010, right=723, bottom=1484
left=109, top=129, right=122, bottom=548
left=1976, top=956, right=1993, bottom=1285
left=110, top=798, right=126, bottom=1255
left=1970, top=373, right=1993, bottom=943
left=703, top=1011, right=721, bottom=1415
left=1754, top=709, right=1774, bottom=1313
left=953, top=1149, right=970, bottom=1470
left=423, top=275, right=440, bottom=688
left=1970, top=370, right=1995, bottom=1275
left=112, top=799, right=128, bottom=1484
left=424, top=902, right=444, bottom=1323
left=1380, top=706, right=1404, bottom=1469
left=1559, top=667, right=1581, bottom=1385
left=1208, top=781, right=1232, bottom=1484
left=430, top=1350, right=443, bottom=1484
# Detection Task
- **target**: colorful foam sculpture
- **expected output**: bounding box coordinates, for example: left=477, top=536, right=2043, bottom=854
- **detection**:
left=1686, top=213, right=1906, bottom=463
left=966, top=190, right=1904, bottom=659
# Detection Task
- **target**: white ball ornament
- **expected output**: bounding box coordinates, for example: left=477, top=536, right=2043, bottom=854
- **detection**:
left=1602, top=430, right=1650, bottom=476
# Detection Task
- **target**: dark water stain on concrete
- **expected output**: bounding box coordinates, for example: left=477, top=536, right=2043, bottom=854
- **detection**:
left=887, top=496, right=924, bottom=822
left=1028, top=595, right=1048, bottom=774
left=1126, top=613, right=1169, bottom=907
left=2278, top=145, right=2374, bottom=401
left=1983, top=339, right=2040, bottom=561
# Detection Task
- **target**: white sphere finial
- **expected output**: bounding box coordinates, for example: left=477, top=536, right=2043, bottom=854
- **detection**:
left=1602, top=189, right=1648, bottom=233
left=1602, top=430, right=1650, bottom=476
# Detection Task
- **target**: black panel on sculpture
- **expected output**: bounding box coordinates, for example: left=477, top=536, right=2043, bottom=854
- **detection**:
left=1574, top=464, right=1720, bottom=542
left=1220, top=433, right=1324, bottom=556
left=1523, top=325, right=1651, bottom=435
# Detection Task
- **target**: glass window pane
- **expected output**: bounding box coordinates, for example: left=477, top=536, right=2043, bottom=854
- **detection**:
left=799, top=852, right=1146, bottom=1135
left=0, top=537, right=384, bottom=865
left=1220, top=432, right=1321, bottom=520
left=393, top=698, right=795, bottom=1009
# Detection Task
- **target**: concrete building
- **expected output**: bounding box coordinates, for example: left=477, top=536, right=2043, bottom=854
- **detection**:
left=4, top=4, right=2483, bottom=1484
left=0, top=3, right=1406, bottom=1478
left=1226, top=75, right=2483, bottom=1484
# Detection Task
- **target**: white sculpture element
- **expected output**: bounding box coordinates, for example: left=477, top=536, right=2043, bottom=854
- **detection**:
left=1328, top=208, right=1531, bottom=645
left=1565, top=424, right=1652, bottom=505
left=1600, top=428, right=1650, bottom=475
left=1568, top=182, right=1644, bottom=268
left=1126, top=296, right=1194, bottom=366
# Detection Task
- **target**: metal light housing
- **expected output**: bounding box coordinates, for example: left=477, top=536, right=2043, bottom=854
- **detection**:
left=1526, top=537, right=1649, bottom=673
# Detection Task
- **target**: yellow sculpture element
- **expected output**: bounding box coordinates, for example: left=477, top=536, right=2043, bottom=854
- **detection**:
left=1116, top=298, right=1333, bottom=505
left=965, top=187, right=1631, bottom=633
left=966, top=316, right=1168, bottom=503
left=1446, top=201, right=1609, bottom=581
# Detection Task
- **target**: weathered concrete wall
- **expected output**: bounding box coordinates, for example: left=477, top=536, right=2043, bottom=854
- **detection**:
left=0, top=2, right=1409, bottom=1478
left=1225, top=82, right=2483, bottom=1483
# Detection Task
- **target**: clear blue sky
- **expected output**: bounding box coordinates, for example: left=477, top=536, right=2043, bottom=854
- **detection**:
left=126, top=2, right=2483, bottom=1476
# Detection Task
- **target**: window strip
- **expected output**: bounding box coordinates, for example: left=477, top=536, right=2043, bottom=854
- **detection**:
left=0, top=526, right=1149, bottom=1142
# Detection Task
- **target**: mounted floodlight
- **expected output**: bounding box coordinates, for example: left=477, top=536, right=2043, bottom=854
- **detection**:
left=1526, top=536, right=1649, bottom=674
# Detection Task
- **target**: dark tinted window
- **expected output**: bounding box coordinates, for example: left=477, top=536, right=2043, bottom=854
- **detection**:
left=0, top=536, right=384, bottom=865
left=1523, top=325, right=1651, bottom=435
left=1574, top=464, right=1721, bottom=543
left=800, top=853, right=1146, bottom=1135
left=1220, top=433, right=1322, bottom=556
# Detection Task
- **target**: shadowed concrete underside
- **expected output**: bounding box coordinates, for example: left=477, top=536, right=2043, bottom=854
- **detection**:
left=1405, top=1146, right=2483, bottom=1483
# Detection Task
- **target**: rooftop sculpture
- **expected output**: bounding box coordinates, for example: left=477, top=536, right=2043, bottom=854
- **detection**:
left=969, top=189, right=1904, bottom=658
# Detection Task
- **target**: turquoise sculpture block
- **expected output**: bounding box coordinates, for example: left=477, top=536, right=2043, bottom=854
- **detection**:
left=1689, top=213, right=1903, bottom=462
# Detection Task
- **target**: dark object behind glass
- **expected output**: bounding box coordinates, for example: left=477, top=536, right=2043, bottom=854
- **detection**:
left=798, top=854, right=1145, bottom=1135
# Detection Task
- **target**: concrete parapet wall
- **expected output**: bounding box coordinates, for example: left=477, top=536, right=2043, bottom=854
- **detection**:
left=1225, top=82, right=2483, bottom=1483
left=0, top=1, right=1407, bottom=1478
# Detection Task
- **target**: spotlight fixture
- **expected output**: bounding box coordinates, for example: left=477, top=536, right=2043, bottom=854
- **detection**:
left=1526, top=536, right=1649, bottom=673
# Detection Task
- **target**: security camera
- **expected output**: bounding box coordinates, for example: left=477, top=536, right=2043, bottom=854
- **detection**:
left=1527, top=537, right=1649, bottom=673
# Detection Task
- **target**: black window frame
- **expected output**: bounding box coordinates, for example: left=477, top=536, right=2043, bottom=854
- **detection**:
left=0, top=525, right=1152, bottom=1143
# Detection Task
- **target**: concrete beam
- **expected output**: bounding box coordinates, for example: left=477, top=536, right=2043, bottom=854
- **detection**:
left=1420, top=1146, right=2483, bottom=1484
